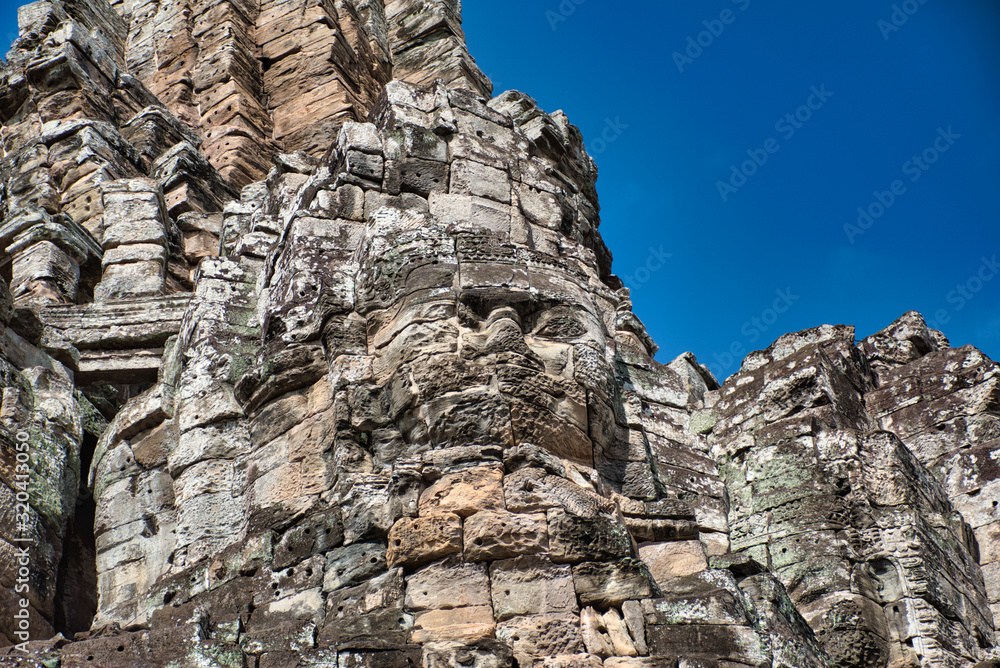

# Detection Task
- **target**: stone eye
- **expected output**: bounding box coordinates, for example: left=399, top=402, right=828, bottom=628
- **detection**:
left=535, top=316, right=585, bottom=340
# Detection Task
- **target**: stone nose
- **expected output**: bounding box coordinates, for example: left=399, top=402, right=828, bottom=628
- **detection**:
left=485, top=317, right=531, bottom=355
left=484, top=317, right=546, bottom=370
left=485, top=306, right=521, bottom=328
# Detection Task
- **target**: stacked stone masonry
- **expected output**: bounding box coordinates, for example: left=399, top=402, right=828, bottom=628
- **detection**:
left=0, top=0, right=997, bottom=667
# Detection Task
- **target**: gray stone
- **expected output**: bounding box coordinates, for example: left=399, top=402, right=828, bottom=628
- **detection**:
left=404, top=558, right=491, bottom=611
left=324, top=543, right=387, bottom=593
left=489, top=556, right=578, bottom=621
left=1, top=6, right=994, bottom=666
left=572, top=560, right=658, bottom=607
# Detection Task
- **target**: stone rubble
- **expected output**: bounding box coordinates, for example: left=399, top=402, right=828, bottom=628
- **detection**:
left=0, top=0, right=997, bottom=667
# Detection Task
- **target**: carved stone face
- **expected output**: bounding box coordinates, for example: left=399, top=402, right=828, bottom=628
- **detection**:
left=353, top=210, right=617, bottom=468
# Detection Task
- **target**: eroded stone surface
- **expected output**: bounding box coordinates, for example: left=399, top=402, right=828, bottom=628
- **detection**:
left=0, top=0, right=996, bottom=666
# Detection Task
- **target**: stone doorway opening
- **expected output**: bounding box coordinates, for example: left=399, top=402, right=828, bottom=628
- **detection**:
left=54, top=431, right=99, bottom=636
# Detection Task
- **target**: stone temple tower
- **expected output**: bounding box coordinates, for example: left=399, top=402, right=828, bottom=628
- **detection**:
left=1, top=1, right=999, bottom=667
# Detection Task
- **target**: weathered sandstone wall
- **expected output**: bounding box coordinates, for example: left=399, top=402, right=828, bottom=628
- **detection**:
left=0, top=1, right=997, bottom=667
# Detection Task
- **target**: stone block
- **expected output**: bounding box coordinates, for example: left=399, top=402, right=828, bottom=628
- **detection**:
left=580, top=607, right=612, bottom=658
left=548, top=510, right=633, bottom=564
left=168, top=420, right=251, bottom=477
left=11, top=240, right=80, bottom=301
left=418, top=465, right=505, bottom=517
left=450, top=159, right=510, bottom=203
left=344, top=149, right=384, bottom=182
left=421, top=640, right=514, bottom=668
left=398, top=124, right=448, bottom=162
left=410, top=606, right=495, bottom=644
left=428, top=192, right=511, bottom=235
left=387, top=514, right=463, bottom=568
left=94, top=260, right=165, bottom=300
left=404, top=557, right=491, bottom=610
left=638, top=541, right=709, bottom=585
left=311, top=185, right=365, bottom=221
left=643, top=624, right=767, bottom=664
left=273, top=512, right=344, bottom=571
left=642, top=587, right=747, bottom=627
left=573, top=560, right=658, bottom=607
left=321, top=570, right=411, bottom=649
left=101, top=242, right=167, bottom=266
left=464, top=510, right=547, bottom=561
left=337, top=122, right=382, bottom=154
left=495, top=613, right=586, bottom=660
left=324, top=542, right=387, bottom=593
left=489, top=556, right=577, bottom=621
left=102, top=218, right=167, bottom=248
left=102, top=189, right=163, bottom=222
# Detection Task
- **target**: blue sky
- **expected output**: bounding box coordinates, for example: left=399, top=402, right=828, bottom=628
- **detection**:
left=0, top=2, right=15, bottom=54
left=463, top=0, right=1000, bottom=378
left=2, top=1, right=997, bottom=379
